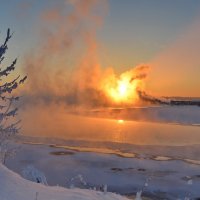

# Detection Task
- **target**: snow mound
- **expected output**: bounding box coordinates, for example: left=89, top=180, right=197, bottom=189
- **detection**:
left=0, top=164, right=128, bottom=200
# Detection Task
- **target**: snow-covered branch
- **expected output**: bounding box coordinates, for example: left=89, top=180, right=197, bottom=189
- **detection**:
left=0, top=29, right=26, bottom=164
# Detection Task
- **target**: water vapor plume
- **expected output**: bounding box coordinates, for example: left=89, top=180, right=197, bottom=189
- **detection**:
left=21, top=0, right=108, bottom=107
left=21, top=0, right=150, bottom=108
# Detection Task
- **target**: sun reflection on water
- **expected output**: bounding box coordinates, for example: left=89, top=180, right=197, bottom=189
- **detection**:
left=117, top=119, right=124, bottom=124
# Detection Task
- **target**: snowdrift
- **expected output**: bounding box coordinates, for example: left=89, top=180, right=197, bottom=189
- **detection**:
left=0, top=164, right=128, bottom=200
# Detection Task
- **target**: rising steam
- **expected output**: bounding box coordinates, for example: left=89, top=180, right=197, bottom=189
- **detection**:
left=21, top=0, right=149, bottom=108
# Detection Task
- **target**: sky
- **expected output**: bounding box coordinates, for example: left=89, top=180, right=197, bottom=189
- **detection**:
left=1, top=0, right=200, bottom=97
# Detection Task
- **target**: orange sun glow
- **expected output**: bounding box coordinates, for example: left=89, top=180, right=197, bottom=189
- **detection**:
left=102, top=72, right=140, bottom=104
left=117, top=119, right=124, bottom=124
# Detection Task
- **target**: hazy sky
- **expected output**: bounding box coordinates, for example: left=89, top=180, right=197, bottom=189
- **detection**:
left=1, top=0, right=200, bottom=96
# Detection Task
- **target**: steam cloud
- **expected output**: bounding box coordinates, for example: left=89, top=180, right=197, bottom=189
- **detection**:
left=21, top=0, right=149, bottom=108
left=22, top=0, right=106, bottom=107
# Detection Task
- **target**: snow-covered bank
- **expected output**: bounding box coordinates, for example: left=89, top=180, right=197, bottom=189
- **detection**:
left=6, top=141, right=200, bottom=199
left=0, top=164, right=128, bottom=200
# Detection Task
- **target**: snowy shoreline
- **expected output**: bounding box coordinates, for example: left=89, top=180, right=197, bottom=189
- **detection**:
left=5, top=137, right=200, bottom=200
left=0, top=163, right=128, bottom=200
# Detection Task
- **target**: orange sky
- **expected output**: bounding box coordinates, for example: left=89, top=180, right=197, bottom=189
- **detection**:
left=145, top=17, right=200, bottom=97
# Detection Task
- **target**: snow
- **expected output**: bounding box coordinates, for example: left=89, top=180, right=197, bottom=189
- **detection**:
left=135, top=191, right=142, bottom=200
left=0, top=164, right=128, bottom=200
left=5, top=141, right=200, bottom=199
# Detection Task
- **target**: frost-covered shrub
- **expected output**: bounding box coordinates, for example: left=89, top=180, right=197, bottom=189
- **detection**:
left=69, top=174, right=87, bottom=189
left=135, top=177, right=151, bottom=200
left=0, top=29, right=27, bottom=164
left=135, top=190, right=142, bottom=200
left=22, top=165, right=48, bottom=185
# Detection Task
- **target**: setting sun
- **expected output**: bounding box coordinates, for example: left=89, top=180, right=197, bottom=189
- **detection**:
left=101, top=69, right=143, bottom=105
left=118, top=81, right=128, bottom=96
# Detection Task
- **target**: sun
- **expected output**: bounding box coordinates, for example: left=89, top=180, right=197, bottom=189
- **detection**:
left=106, top=78, right=139, bottom=104
left=118, top=81, right=128, bottom=97
left=100, top=67, right=147, bottom=105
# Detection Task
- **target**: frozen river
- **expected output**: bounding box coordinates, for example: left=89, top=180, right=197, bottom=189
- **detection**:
left=9, top=105, right=200, bottom=199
